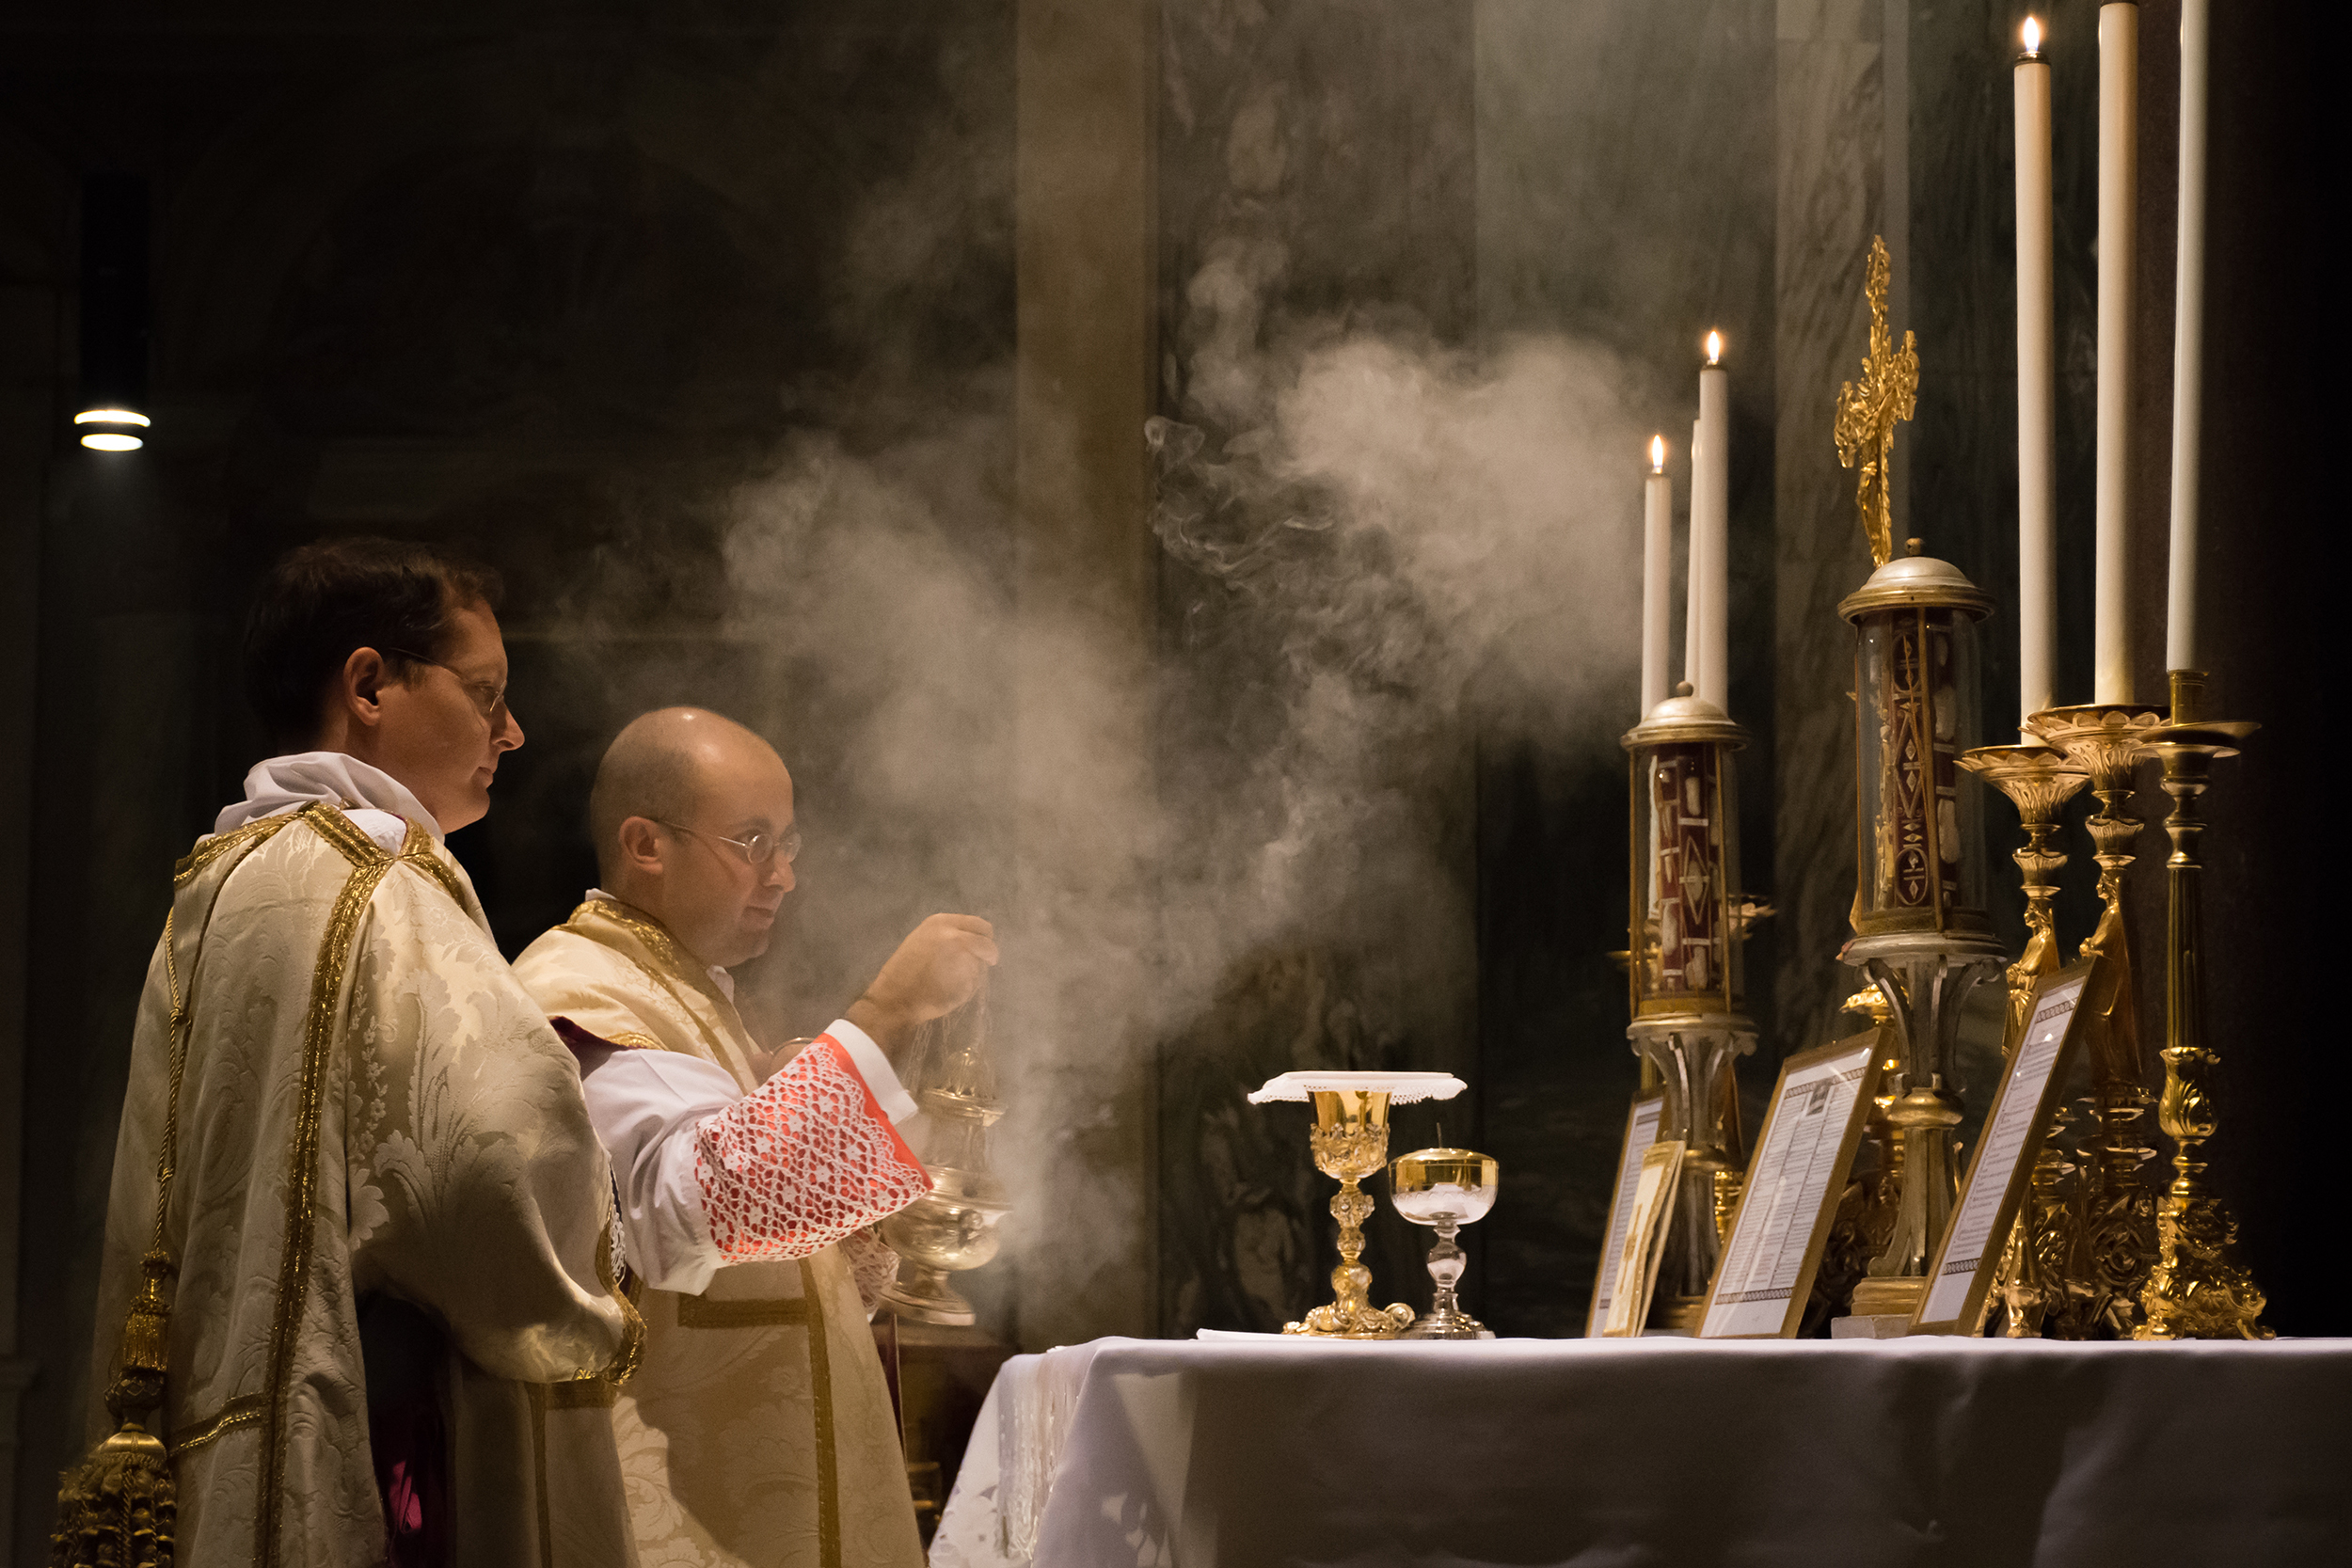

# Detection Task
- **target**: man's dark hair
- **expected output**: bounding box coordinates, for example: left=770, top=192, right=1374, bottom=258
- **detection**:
left=243, top=536, right=504, bottom=751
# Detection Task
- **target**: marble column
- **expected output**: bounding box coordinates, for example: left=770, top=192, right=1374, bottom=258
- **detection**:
left=1772, top=0, right=1890, bottom=1057
left=1008, top=0, right=1161, bottom=1349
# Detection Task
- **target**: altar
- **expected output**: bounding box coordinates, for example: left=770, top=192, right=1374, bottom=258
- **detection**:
left=927, top=1334, right=2349, bottom=1567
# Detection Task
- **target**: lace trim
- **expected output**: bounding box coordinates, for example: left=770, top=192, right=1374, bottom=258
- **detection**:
left=692, top=1035, right=929, bottom=1263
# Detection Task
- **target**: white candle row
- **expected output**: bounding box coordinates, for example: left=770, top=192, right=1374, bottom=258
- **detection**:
left=1637, top=336, right=1732, bottom=721
left=2011, top=4, right=2207, bottom=721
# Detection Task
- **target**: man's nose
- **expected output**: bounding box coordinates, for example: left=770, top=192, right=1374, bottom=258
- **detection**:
left=497, top=705, right=525, bottom=752
left=766, top=857, right=796, bottom=893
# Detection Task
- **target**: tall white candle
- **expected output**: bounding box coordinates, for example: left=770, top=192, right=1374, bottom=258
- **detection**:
left=1642, top=436, right=1672, bottom=715
left=1698, top=336, right=1730, bottom=711
left=2015, top=19, right=2057, bottom=738
left=2166, top=0, right=2208, bottom=674
left=1685, top=418, right=1705, bottom=693
left=2094, top=1, right=2138, bottom=704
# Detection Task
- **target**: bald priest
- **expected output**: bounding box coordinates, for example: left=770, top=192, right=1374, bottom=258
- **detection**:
left=513, top=706, right=996, bottom=1568
left=72, top=539, right=640, bottom=1568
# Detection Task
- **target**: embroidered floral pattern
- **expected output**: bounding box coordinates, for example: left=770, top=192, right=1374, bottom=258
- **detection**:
left=692, top=1036, right=929, bottom=1261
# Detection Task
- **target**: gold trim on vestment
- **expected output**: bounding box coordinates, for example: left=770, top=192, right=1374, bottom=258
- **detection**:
left=172, top=815, right=288, bottom=888
left=305, top=800, right=389, bottom=869
left=593, top=1223, right=644, bottom=1387
left=528, top=1382, right=556, bottom=1568
left=546, top=1377, right=618, bottom=1410
left=675, top=1291, right=812, bottom=1329
left=801, top=1257, right=841, bottom=1568
left=603, top=1031, right=664, bottom=1053
left=259, top=807, right=395, bottom=1566
left=169, top=1393, right=268, bottom=1456
left=397, top=818, right=480, bottom=917
left=561, top=899, right=744, bottom=1069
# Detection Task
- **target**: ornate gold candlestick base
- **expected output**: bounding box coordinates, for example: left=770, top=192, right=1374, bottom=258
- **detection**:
left=1957, top=743, right=2091, bottom=1335
left=2029, top=702, right=2167, bottom=1333
left=1840, top=936, right=2003, bottom=1318
left=1250, top=1071, right=1465, bottom=1338
left=1627, top=1013, right=1754, bottom=1326
left=2135, top=672, right=2270, bottom=1340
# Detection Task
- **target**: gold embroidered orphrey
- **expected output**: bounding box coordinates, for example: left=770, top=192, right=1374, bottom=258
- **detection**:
left=1835, top=234, right=1919, bottom=568
left=68, top=804, right=642, bottom=1568
left=512, top=897, right=924, bottom=1568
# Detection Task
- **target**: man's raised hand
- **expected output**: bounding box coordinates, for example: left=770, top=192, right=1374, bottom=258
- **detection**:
left=845, top=914, right=998, bottom=1062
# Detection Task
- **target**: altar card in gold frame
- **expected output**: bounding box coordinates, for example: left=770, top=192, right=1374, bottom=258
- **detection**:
left=1585, top=1092, right=1667, bottom=1337
left=1698, top=1029, right=1885, bottom=1338
left=1913, top=958, right=2100, bottom=1334
left=1600, top=1139, right=1685, bottom=1337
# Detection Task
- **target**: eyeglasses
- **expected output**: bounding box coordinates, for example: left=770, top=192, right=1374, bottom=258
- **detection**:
left=386, top=648, right=508, bottom=721
left=656, top=819, right=803, bottom=868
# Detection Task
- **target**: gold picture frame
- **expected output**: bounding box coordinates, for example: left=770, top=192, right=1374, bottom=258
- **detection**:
left=1600, top=1139, right=1685, bottom=1337
left=1585, top=1091, right=1667, bottom=1337
left=1698, top=1028, right=1887, bottom=1338
left=1912, top=957, right=2103, bottom=1334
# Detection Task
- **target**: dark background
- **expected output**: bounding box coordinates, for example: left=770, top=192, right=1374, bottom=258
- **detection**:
left=3, top=1, right=2339, bottom=1555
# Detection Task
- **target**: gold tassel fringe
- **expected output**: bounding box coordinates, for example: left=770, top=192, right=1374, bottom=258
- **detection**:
left=114, top=1255, right=175, bottom=1400
left=51, top=1421, right=175, bottom=1568
left=56, top=1253, right=179, bottom=1567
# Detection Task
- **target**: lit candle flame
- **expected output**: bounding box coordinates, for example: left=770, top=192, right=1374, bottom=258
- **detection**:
left=1705, top=330, right=1723, bottom=365
left=1650, top=435, right=1666, bottom=471
left=2023, top=16, right=2041, bottom=54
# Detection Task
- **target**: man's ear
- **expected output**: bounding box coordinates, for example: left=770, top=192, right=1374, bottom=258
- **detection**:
left=340, top=646, right=389, bottom=732
left=616, top=816, right=665, bottom=874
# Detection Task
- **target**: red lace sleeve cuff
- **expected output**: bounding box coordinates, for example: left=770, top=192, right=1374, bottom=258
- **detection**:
left=691, top=1033, right=931, bottom=1262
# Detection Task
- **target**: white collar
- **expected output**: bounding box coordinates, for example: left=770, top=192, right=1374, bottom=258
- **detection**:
left=584, top=888, right=735, bottom=1000
left=215, top=752, right=443, bottom=847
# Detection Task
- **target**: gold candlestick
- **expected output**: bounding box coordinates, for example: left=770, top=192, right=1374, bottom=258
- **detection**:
left=2134, top=671, right=2270, bottom=1339
left=2027, top=701, right=2168, bottom=1333
left=1955, top=745, right=2091, bottom=1035
left=1957, top=743, right=2090, bottom=1338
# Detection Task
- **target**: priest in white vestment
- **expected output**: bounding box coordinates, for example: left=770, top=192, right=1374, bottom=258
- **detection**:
left=513, top=706, right=996, bottom=1568
left=81, top=541, right=640, bottom=1568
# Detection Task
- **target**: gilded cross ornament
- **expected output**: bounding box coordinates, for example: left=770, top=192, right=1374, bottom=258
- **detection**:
left=1835, top=235, right=1919, bottom=568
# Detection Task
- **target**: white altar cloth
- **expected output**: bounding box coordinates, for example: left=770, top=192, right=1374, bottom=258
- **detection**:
left=928, top=1333, right=2349, bottom=1568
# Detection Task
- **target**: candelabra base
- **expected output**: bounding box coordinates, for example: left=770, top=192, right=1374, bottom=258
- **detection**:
left=1848, top=1275, right=1926, bottom=1317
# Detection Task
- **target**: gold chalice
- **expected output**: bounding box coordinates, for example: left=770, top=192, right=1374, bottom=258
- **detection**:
left=1248, top=1070, right=1468, bottom=1338
left=1390, top=1147, right=1499, bottom=1339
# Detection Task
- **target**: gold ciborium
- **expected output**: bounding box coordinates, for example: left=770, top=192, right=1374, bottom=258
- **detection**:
left=1390, top=1147, right=1499, bottom=1339
left=1249, top=1070, right=1467, bottom=1338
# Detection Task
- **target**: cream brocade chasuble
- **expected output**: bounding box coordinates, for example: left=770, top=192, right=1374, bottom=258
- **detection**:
left=87, top=803, right=641, bottom=1568
left=513, top=899, right=926, bottom=1568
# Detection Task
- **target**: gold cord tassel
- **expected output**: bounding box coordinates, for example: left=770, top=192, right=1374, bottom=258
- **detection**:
left=113, top=1254, right=175, bottom=1406
left=52, top=1259, right=183, bottom=1564
left=51, top=1421, right=175, bottom=1568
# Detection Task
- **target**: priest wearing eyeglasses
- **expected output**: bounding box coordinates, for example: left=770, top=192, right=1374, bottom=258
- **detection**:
left=512, top=706, right=994, bottom=1568
left=74, top=537, right=641, bottom=1568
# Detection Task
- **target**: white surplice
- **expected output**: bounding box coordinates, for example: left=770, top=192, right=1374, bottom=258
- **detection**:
left=87, top=759, right=642, bottom=1567
left=514, top=896, right=930, bottom=1568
